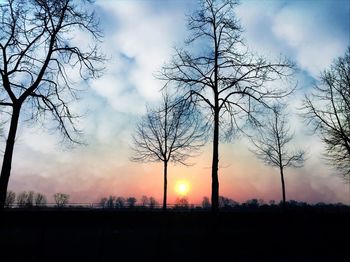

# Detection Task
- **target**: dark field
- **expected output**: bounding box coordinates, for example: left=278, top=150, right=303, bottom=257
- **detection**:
left=1, top=208, right=349, bottom=262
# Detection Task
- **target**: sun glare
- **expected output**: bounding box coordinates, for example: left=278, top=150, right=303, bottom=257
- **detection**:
left=175, top=180, right=190, bottom=196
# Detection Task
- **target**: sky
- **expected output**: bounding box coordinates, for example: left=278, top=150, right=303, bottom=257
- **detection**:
left=2, top=0, right=350, bottom=205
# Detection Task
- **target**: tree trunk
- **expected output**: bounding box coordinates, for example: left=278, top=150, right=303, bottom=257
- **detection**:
left=280, top=166, right=286, bottom=209
left=211, top=109, right=219, bottom=212
left=348, top=180, right=350, bottom=206
left=163, top=160, right=168, bottom=211
left=0, top=104, right=21, bottom=210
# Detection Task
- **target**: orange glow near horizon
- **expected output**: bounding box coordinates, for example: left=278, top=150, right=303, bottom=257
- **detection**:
left=9, top=144, right=349, bottom=205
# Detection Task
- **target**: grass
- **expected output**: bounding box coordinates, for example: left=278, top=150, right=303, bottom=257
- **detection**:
left=1, top=207, right=349, bottom=262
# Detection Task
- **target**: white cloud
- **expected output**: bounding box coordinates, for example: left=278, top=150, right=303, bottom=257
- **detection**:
left=94, top=0, right=188, bottom=103
left=237, top=0, right=349, bottom=77
left=272, top=3, right=348, bottom=76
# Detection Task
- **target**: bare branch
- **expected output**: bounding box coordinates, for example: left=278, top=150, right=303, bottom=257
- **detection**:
left=302, top=47, right=350, bottom=180
left=130, top=90, right=205, bottom=165
left=250, top=105, right=305, bottom=207
left=0, top=0, right=105, bottom=142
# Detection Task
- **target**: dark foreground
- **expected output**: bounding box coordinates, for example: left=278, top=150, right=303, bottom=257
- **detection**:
left=1, top=208, right=349, bottom=262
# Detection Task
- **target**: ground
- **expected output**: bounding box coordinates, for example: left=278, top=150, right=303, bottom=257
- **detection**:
left=1, top=207, right=349, bottom=261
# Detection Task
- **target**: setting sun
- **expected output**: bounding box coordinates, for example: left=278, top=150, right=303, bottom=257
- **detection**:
left=175, top=180, right=190, bottom=196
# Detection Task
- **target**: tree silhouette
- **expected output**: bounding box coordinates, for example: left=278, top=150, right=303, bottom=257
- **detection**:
left=99, top=197, right=108, bottom=208
left=0, top=0, right=105, bottom=210
left=115, top=197, right=126, bottom=208
left=131, top=91, right=204, bottom=210
left=106, top=196, right=115, bottom=208
left=251, top=105, right=304, bottom=208
left=16, top=191, right=28, bottom=207
left=126, top=197, right=137, bottom=208
left=174, top=197, right=189, bottom=209
left=303, top=48, right=350, bottom=182
left=245, top=198, right=264, bottom=208
left=34, top=193, right=47, bottom=207
left=219, top=196, right=238, bottom=208
left=149, top=197, right=158, bottom=209
left=159, top=0, right=294, bottom=211
left=53, top=193, right=69, bottom=207
left=25, top=191, right=35, bottom=207
left=4, top=190, right=15, bottom=208
left=201, top=196, right=211, bottom=209
left=140, top=195, right=149, bottom=207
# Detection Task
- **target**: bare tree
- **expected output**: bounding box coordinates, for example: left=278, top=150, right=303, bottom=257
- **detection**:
left=245, top=198, right=265, bottom=208
left=131, top=91, right=204, bottom=211
left=159, top=0, right=294, bottom=211
left=174, top=197, right=189, bottom=209
left=4, top=190, right=15, bottom=207
left=53, top=192, right=69, bottom=207
left=106, top=196, right=115, bottom=208
left=140, top=195, right=149, bottom=207
left=149, top=197, right=158, bottom=209
left=201, top=196, right=211, bottom=209
left=251, top=106, right=305, bottom=208
left=99, top=197, right=108, bottom=208
left=34, top=193, right=47, bottom=207
left=0, top=0, right=105, bottom=210
left=219, top=196, right=238, bottom=208
left=115, top=197, right=126, bottom=208
left=126, top=197, right=137, bottom=208
left=25, top=190, right=34, bottom=207
left=303, top=48, right=350, bottom=182
left=16, top=191, right=28, bottom=207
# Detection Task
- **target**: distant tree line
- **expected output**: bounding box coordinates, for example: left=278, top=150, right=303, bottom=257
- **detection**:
left=5, top=190, right=348, bottom=210
left=5, top=190, right=69, bottom=208
left=99, top=195, right=159, bottom=209
left=201, top=196, right=348, bottom=210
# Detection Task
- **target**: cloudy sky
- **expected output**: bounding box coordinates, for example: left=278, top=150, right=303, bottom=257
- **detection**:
left=3, top=0, right=350, bottom=204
